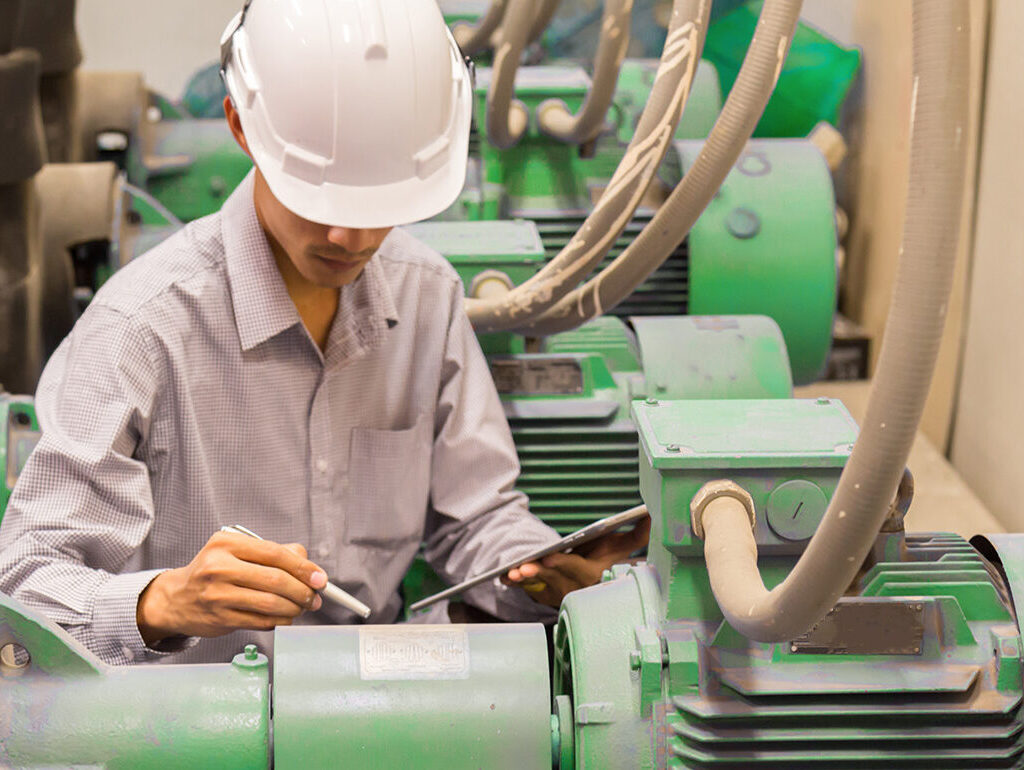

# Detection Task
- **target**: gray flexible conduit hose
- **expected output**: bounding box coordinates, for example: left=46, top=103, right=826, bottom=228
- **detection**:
left=485, top=0, right=537, bottom=150
left=453, top=0, right=509, bottom=57
left=537, top=0, right=634, bottom=145
left=469, top=0, right=711, bottom=330
left=701, top=0, right=971, bottom=642
left=512, top=0, right=803, bottom=336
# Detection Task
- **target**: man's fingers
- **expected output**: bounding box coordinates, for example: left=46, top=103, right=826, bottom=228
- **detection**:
left=214, top=532, right=327, bottom=589
left=627, top=516, right=652, bottom=549
left=231, top=562, right=322, bottom=609
left=224, top=586, right=308, bottom=618
left=283, top=542, right=308, bottom=559
left=541, top=552, right=601, bottom=585
left=220, top=608, right=297, bottom=633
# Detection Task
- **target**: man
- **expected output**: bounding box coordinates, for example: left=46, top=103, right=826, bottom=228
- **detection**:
left=0, top=0, right=647, bottom=665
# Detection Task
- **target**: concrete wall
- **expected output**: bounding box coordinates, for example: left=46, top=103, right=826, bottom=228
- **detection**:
left=950, top=0, right=1024, bottom=530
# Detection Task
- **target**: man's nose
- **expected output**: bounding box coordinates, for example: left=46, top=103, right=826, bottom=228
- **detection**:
left=326, top=227, right=381, bottom=253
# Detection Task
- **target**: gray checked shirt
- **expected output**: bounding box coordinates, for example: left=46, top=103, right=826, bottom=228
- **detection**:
left=0, top=171, right=559, bottom=665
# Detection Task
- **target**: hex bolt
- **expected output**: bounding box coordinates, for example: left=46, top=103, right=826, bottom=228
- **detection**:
left=245, top=644, right=258, bottom=661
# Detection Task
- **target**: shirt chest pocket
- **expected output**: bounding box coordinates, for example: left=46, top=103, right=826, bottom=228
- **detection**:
left=344, top=414, right=432, bottom=546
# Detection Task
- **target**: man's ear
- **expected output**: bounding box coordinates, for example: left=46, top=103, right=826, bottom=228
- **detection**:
left=224, top=96, right=253, bottom=159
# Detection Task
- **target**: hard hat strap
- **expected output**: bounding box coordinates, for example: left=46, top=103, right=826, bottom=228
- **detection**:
left=220, top=0, right=254, bottom=78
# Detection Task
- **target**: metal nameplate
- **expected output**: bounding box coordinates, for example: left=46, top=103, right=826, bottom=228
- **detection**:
left=790, top=600, right=925, bottom=655
left=359, top=627, right=471, bottom=680
left=490, top=358, right=584, bottom=395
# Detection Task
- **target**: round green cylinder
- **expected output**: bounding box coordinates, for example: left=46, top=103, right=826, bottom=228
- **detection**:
left=681, top=138, right=838, bottom=385
left=273, top=623, right=552, bottom=769
left=0, top=654, right=270, bottom=768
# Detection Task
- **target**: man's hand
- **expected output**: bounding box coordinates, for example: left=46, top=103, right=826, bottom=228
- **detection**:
left=136, top=532, right=327, bottom=646
left=503, top=514, right=651, bottom=608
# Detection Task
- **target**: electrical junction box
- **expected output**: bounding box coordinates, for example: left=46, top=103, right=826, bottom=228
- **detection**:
left=400, top=218, right=545, bottom=291
left=473, top=65, right=593, bottom=140
left=400, top=219, right=546, bottom=356
left=632, top=397, right=859, bottom=557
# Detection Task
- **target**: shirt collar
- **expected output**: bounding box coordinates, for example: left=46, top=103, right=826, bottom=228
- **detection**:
left=221, top=171, right=400, bottom=356
left=325, top=242, right=400, bottom=365
left=222, top=171, right=303, bottom=351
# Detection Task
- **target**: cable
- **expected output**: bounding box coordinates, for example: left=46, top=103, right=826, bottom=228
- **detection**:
left=513, top=0, right=804, bottom=336
left=121, top=181, right=184, bottom=229
left=698, top=0, right=971, bottom=642
left=468, top=0, right=711, bottom=331
left=537, top=0, right=634, bottom=146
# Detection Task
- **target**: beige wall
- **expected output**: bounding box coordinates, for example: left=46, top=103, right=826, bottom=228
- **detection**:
left=950, top=0, right=1024, bottom=530
left=76, top=0, right=241, bottom=97
left=842, top=0, right=988, bottom=452
left=79, top=0, right=860, bottom=101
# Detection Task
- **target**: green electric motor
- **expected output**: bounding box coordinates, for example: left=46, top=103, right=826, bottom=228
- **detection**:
left=553, top=399, right=1024, bottom=767
left=0, top=597, right=553, bottom=769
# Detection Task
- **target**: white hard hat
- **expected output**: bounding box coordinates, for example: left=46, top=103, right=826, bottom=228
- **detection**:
left=220, top=0, right=473, bottom=228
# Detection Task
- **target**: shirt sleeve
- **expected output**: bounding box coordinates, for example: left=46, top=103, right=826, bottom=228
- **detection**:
left=0, top=304, right=196, bottom=664
left=422, top=282, right=561, bottom=623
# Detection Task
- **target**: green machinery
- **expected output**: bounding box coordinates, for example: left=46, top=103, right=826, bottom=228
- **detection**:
left=405, top=219, right=795, bottom=535
left=0, top=394, right=40, bottom=517
left=3, top=397, right=1023, bottom=767
left=129, top=60, right=837, bottom=386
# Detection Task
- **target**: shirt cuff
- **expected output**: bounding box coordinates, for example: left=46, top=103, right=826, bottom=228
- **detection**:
left=92, top=569, right=199, bottom=664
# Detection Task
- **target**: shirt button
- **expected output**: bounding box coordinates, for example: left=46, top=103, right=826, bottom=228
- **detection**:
left=316, top=458, right=328, bottom=474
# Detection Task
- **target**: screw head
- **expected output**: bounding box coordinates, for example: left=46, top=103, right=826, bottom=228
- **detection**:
left=665, top=444, right=681, bottom=453
left=245, top=644, right=258, bottom=661
left=645, top=397, right=659, bottom=406
left=629, top=651, right=642, bottom=670
left=726, top=207, right=761, bottom=239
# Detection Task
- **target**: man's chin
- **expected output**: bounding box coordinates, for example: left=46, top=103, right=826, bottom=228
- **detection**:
left=309, top=255, right=368, bottom=286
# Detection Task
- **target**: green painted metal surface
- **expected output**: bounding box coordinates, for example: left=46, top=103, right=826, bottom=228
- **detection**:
left=631, top=315, right=792, bottom=400
left=0, top=594, right=270, bottom=768
left=1, top=393, right=40, bottom=523
left=273, top=624, right=551, bottom=769
left=474, top=66, right=595, bottom=208
left=611, top=60, right=722, bottom=145
left=681, top=138, right=838, bottom=384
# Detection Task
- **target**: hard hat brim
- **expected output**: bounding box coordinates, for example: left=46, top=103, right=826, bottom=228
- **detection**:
left=252, top=106, right=471, bottom=229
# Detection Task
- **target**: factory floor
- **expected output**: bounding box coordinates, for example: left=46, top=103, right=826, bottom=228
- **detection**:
left=794, top=380, right=1005, bottom=538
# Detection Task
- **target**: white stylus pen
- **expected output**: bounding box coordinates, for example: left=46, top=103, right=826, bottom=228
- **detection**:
left=220, top=524, right=372, bottom=619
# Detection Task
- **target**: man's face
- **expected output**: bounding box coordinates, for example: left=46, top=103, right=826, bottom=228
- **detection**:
left=225, top=97, right=392, bottom=289
left=252, top=171, right=392, bottom=289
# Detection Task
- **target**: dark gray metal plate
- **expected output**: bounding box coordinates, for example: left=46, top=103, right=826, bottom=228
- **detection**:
left=490, top=358, right=583, bottom=395
left=790, top=599, right=925, bottom=656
